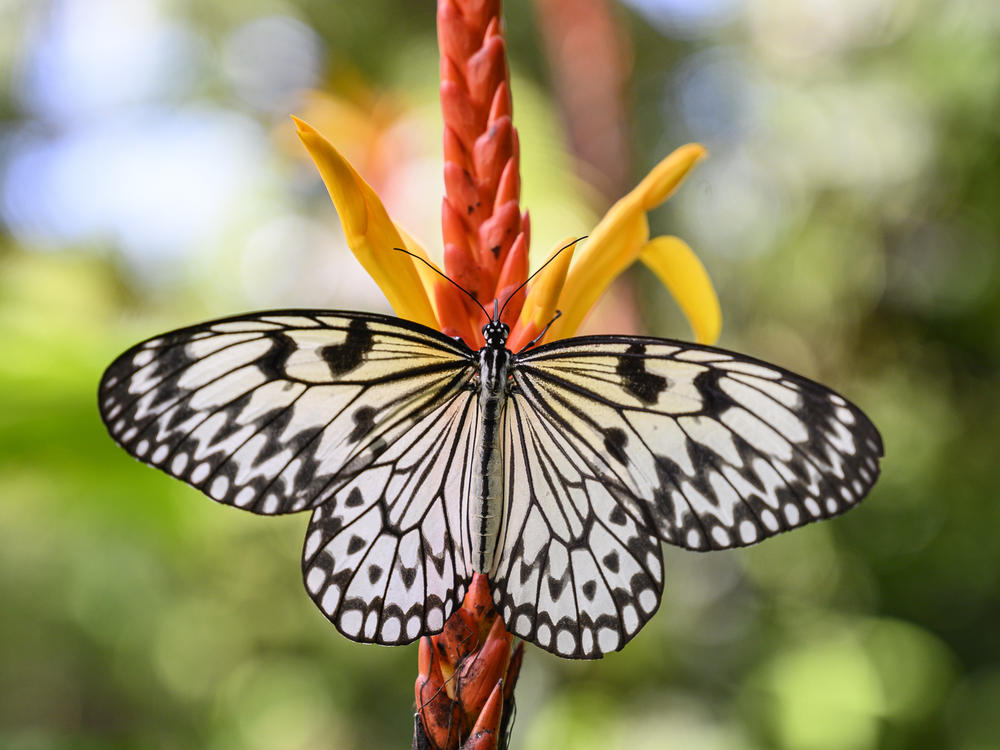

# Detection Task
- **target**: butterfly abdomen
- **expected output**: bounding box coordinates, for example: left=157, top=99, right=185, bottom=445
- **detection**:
left=469, top=344, right=512, bottom=572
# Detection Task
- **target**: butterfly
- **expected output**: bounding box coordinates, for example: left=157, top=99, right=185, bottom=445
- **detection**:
left=98, top=299, right=882, bottom=659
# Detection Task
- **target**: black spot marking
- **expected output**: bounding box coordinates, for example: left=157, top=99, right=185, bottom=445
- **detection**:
left=609, top=504, right=628, bottom=526
left=315, top=513, right=343, bottom=537
left=616, top=343, right=668, bottom=404
left=652, top=487, right=675, bottom=520
left=312, top=551, right=334, bottom=574
left=255, top=332, right=298, bottom=379
left=400, top=566, right=417, bottom=588
left=547, top=576, right=566, bottom=600
left=346, top=535, right=366, bottom=555
left=603, top=427, right=629, bottom=466
left=320, top=319, right=373, bottom=376
left=348, top=406, right=376, bottom=443
left=344, top=487, right=365, bottom=507
left=369, top=437, right=388, bottom=459
left=582, top=580, right=597, bottom=601
left=429, top=552, right=446, bottom=576
left=687, top=441, right=720, bottom=479
left=602, top=551, right=620, bottom=573
left=367, top=565, right=383, bottom=584
left=490, top=245, right=501, bottom=257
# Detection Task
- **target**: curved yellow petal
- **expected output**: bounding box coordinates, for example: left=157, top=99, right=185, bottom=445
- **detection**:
left=635, top=143, right=708, bottom=210
left=507, top=235, right=577, bottom=351
left=639, top=236, right=721, bottom=345
left=549, top=144, right=707, bottom=341
left=394, top=225, right=441, bottom=312
left=292, top=116, right=438, bottom=328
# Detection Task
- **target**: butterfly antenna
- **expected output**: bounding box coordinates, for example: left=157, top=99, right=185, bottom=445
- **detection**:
left=516, top=310, right=562, bottom=354
left=394, top=248, right=491, bottom=322
left=496, top=236, right=587, bottom=320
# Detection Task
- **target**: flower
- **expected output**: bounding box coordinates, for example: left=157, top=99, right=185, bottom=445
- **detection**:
left=294, top=117, right=719, bottom=351
left=294, top=3, right=717, bottom=748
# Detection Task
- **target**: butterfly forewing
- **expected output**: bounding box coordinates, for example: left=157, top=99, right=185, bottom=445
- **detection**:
left=99, top=311, right=476, bottom=515
left=513, top=336, right=883, bottom=555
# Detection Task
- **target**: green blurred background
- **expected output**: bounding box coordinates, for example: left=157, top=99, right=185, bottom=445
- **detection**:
left=2, top=0, right=998, bottom=748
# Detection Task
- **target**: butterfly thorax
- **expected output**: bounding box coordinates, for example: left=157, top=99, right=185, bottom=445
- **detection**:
left=468, top=322, right=513, bottom=573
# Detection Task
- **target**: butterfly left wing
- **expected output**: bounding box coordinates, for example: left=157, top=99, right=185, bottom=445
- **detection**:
left=495, top=335, right=882, bottom=657
left=98, top=310, right=476, bottom=514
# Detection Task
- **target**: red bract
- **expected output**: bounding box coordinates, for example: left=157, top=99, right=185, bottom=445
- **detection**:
left=436, top=0, right=528, bottom=347
left=411, top=4, right=527, bottom=747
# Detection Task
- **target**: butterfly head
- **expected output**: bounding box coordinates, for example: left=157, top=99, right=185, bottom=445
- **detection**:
left=481, top=319, right=510, bottom=348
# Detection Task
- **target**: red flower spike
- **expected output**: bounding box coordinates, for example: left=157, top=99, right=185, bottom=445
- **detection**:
left=441, top=82, right=480, bottom=147
left=457, top=617, right=513, bottom=720
left=494, top=233, right=527, bottom=295
left=477, top=201, right=520, bottom=275
left=502, top=642, right=524, bottom=704
left=482, top=15, right=501, bottom=42
left=494, top=159, right=519, bottom=211
left=463, top=681, right=504, bottom=750
left=439, top=0, right=524, bottom=316
left=473, top=117, right=513, bottom=196
left=436, top=607, right=481, bottom=667
left=420, top=1, right=526, bottom=744
left=443, top=127, right=469, bottom=168
left=467, top=37, right=507, bottom=107
left=416, top=637, right=463, bottom=749
left=444, top=163, right=482, bottom=220
left=442, top=196, right=474, bottom=253
left=438, top=2, right=479, bottom=61
left=444, top=242, right=485, bottom=301
left=462, top=576, right=493, bottom=619
left=487, top=81, right=512, bottom=123
left=495, top=235, right=528, bottom=325
left=440, top=55, right=464, bottom=87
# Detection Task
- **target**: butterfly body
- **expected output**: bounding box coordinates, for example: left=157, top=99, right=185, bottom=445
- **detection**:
left=99, top=309, right=882, bottom=658
left=469, top=319, right=514, bottom=573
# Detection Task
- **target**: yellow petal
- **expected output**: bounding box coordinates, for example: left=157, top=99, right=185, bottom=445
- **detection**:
left=548, top=144, right=707, bottom=341
left=292, top=116, right=438, bottom=329
left=508, top=236, right=577, bottom=351
left=635, top=143, right=708, bottom=210
left=394, top=225, right=441, bottom=312
left=639, top=236, right=721, bottom=345
left=546, top=204, right=648, bottom=340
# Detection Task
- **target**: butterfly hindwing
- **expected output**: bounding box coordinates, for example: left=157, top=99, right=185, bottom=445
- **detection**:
left=302, top=391, right=478, bottom=644
left=98, top=311, right=476, bottom=515
left=490, top=393, right=664, bottom=658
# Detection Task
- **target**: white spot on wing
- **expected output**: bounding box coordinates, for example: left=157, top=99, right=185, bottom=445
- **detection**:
left=340, top=609, right=363, bottom=636
left=306, top=567, right=325, bottom=594
left=711, top=526, right=730, bottom=547
left=209, top=475, right=229, bottom=500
